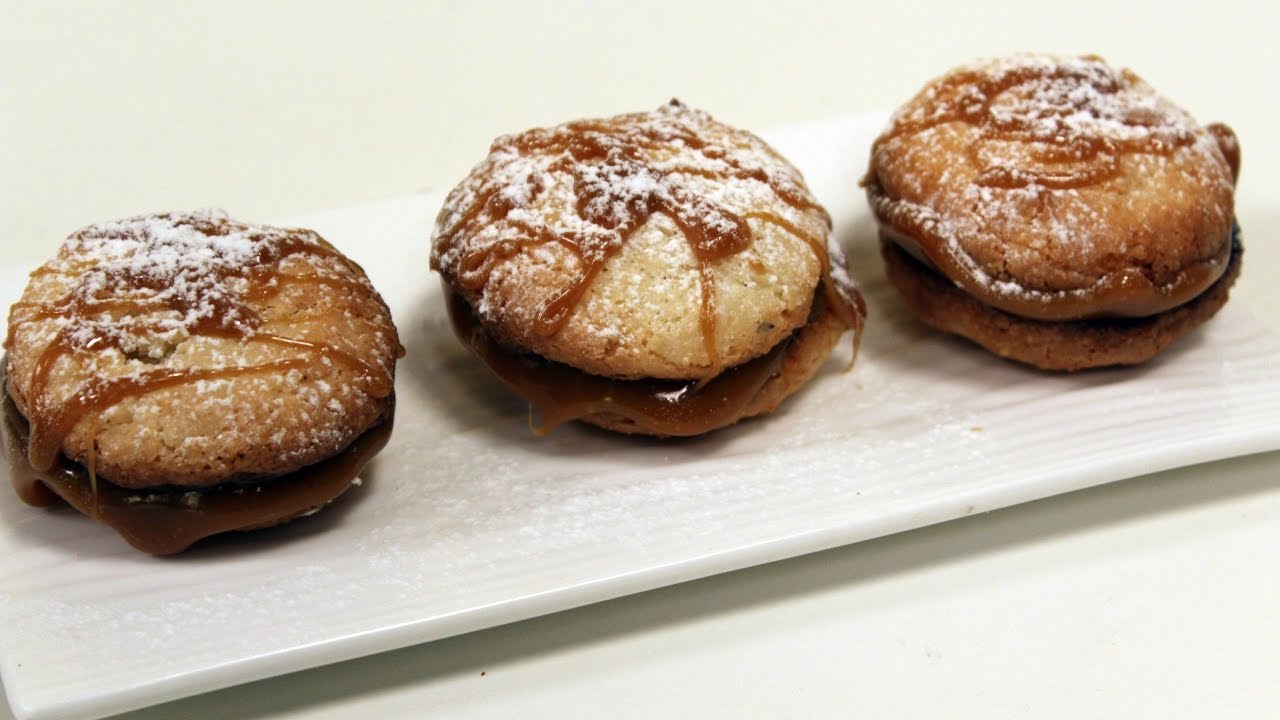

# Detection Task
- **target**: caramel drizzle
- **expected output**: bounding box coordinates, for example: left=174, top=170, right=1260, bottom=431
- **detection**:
left=873, top=58, right=1196, bottom=191
left=7, top=217, right=395, bottom=475
left=434, top=101, right=861, bottom=373
left=30, top=361, right=306, bottom=472
left=3, top=272, right=366, bottom=350
left=445, top=290, right=805, bottom=437
left=744, top=211, right=866, bottom=334
left=875, top=220, right=1233, bottom=321
left=864, top=58, right=1237, bottom=322
left=2, top=382, right=393, bottom=556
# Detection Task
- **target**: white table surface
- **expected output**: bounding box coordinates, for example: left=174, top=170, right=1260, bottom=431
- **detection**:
left=2, top=2, right=1277, bottom=718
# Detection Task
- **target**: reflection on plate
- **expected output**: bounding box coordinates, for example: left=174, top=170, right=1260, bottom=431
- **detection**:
left=2, top=113, right=1279, bottom=720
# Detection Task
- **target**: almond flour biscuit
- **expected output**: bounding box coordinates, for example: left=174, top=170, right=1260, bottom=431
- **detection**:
left=432, top=101, right=866, bottom=435
left=864, top=54, right=1241, bottom=370
left=3, top=210, right=402, bottom=554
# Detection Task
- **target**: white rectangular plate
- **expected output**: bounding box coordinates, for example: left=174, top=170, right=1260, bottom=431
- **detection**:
left=2, top=113, right=1279, bottom=720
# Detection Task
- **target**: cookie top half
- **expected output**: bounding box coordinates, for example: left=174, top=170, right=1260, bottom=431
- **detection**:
left=431, top=101, right=841, bottom=380
left=4, top=210, right=401, bottom=488
left=866, top=54, right=1238, bottom=320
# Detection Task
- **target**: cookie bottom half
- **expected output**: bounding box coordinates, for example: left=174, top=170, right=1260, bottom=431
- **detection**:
left=879, top=230, right=1243, bottom=371
left=447, top=289, right=855, bottom=437
left=2, top=385, right=393, bottom=555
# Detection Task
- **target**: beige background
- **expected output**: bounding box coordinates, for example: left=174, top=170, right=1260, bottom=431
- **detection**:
left=2, top=2, right=1278, bottom=718
left=4, top=2, right=1278, bottom=328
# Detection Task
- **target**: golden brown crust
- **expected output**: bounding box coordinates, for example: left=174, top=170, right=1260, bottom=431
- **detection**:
left=867, top=54, right=1236, bottom=317
left=4, top=211, right=401, bottom=488
left=880, top=233, right=1242, bottom=371
left=1, top=384, right=393, bottom=555
left=434, top=103, right=866, bottom=435
left=431, top=101, right=831, bottom=380
left=581, top=292, right=851, bottom=433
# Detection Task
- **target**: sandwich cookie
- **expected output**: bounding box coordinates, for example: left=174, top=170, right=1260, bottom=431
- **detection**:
left=3, top=210, right=402, bottom=554
left=432, top=101, right=866, bottom=435
left=865, top=54, right=1241, bottom=370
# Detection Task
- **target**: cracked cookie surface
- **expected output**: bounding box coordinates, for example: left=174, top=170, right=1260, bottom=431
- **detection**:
left=4, top=210, right=400, bottom=488
left=865, top=54, right=1241, bottom=369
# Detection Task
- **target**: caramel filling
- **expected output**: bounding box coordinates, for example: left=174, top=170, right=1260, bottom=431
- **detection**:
left=873, top=217, right=1233, bottom=321
left=2, top=386, right=392, bottom=556
left=446, top=289, right=821, bottom=437
left=2, top=214, right=402, bottom=554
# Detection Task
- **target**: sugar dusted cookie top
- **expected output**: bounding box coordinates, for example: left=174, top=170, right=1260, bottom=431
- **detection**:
left=867, top=54, right=1237, bottom=321
left=431, top=100, right=850, bottom=380
left=5, top=210, right=400, bottom=488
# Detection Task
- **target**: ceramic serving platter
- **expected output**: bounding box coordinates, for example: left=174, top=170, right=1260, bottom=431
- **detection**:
left=2, top=112, right=1278, bottom=720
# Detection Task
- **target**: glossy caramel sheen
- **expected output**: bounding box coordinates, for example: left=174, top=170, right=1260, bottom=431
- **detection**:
left=876, top=223, right=1233, bottom=321
left=867, top=58, right=1238, bottom=321
left=872, top=58, right=1198, bottom=191
left=433, top=101, right=864, bottom=374
left=3, top=387, right=391, bottom=555
left=447, top=290, right=806, bottom=436
left=5, top=217, right=396, bottom=474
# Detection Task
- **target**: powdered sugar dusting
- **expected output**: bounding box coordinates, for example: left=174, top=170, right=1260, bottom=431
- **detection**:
left=6, top=210, right=401, bottom=487
left=886, top=54, right=1198, bottom=165
left=430, top=101, right=834, bottom=344
left=871, top=193, right=1101, bottom=305
left=39, top=210, right=326, bottom=355
left=868, top=54, right=1236, bottom=304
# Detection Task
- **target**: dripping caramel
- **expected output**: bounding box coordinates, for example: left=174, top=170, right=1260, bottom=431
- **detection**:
left=446, top=290, right=808, bottom=436
left=866, top=58, right=1239, bottom=321
left=2, top=385, right=391, bottom=556
left=6, top=217, right=396, bottom=479
left=433, top=101, right=862, bottom=375
left=873, top=218, right=1233, bottom=322
left=871, top=58, right=1197, bottom=192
